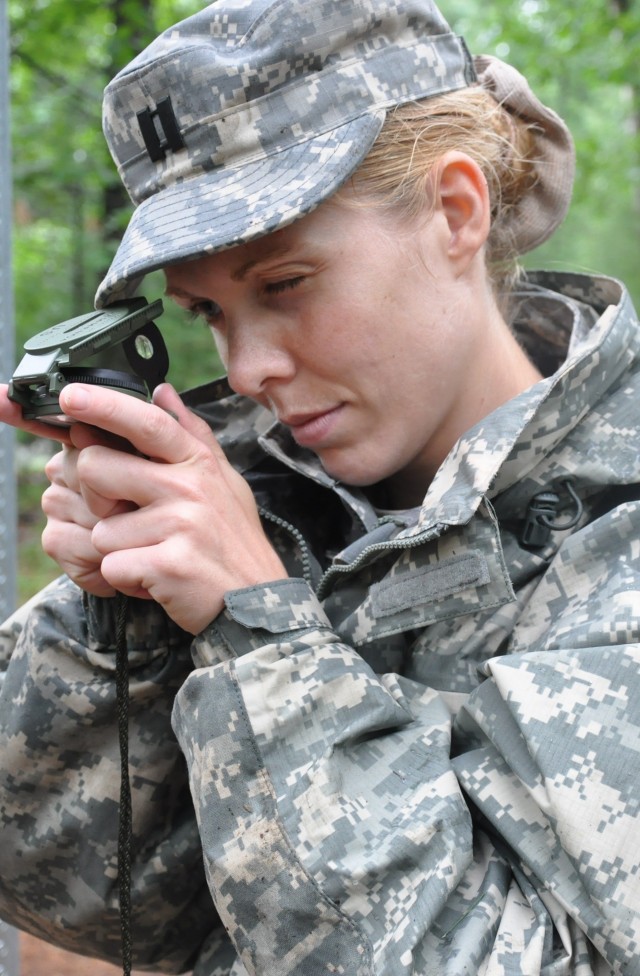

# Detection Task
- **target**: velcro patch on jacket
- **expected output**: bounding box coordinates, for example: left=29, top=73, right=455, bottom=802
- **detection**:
left=370, top=550, right=491, bottom=617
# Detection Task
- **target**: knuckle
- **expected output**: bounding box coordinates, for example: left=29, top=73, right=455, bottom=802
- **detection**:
left=41, top=484, right=56, bottom=516
left=100, top=550, right=128, bottom=588
left=90, top=520, right=107, bottom=554
left=44, top=449, right=64, bottom=481
left=75, top=446, right=96, bottom=480
left=76, top=448, right=109, bottom=496
left=41, top=521, right=63, bottom=560
left=40, top=525, right=53, bottom=558
left=139, top=405, right=168, bottom=446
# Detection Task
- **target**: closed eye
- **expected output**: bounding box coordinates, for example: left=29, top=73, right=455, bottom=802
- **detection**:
left=264, top=276, right=305, bottom=294
left=187, top=299, right=223, bottom=325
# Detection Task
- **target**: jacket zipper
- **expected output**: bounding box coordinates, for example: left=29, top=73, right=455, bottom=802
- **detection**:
left=261, top=508, right=444, bottom=601
left=258, top=507, right=315, bottom=586
left=316, top=524, right=444, bottom=601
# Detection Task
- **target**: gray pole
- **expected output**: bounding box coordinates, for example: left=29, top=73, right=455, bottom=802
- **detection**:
left=0, top=0, right=20, bottom=971
left=0, top=0, right=16, bottom=609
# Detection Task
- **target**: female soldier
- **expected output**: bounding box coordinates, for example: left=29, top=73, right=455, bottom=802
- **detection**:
left=1, top=0, right=639, bottom=973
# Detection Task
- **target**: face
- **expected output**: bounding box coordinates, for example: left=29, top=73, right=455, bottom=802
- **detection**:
left=164, top=195, right=490, bottom=505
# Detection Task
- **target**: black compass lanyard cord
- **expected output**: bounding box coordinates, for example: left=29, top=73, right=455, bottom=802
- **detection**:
left=115, top=591, right=133, bottom=976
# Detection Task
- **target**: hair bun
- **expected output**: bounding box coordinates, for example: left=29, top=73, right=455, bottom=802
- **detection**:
left=474, top=54, right=575, bottom=254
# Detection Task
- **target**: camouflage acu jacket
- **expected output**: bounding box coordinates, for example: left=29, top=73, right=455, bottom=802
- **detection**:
left=1, top=271, right=639, bottom=976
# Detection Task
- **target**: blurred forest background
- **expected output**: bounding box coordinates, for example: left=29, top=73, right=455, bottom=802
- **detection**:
left=7, top=0, right=640, bottom=602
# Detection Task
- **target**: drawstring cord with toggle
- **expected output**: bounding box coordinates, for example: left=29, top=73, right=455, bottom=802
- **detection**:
left=520, top=479, right=584, bottom=549
left=115, top=591, right=133, bottom=976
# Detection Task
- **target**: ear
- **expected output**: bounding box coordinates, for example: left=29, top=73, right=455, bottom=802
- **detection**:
left=432, top=151, right=491, bottom=274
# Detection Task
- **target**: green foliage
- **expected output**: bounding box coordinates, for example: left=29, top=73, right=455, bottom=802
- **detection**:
left=10, top=0, right=219, bottom=392
left=444, top=0, right=640, bottom=296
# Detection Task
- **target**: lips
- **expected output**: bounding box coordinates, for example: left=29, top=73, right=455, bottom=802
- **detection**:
left=280, top=404, right=344, bottom=448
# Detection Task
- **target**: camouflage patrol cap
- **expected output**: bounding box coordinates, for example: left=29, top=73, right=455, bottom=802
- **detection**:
left=95, top=0, right=476, bottom=306
left=95, top=0, right=574, bottom=308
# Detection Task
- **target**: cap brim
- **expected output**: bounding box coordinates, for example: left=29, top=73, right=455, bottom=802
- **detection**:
left=95, top=113, right=384, bottom=308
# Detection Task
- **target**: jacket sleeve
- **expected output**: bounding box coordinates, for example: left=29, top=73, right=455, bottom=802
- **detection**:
left=0, top=575, right=222, bottom=973
left=453, top=499, right=640, bottom=974
left=171, top=578, right=474, bottom=976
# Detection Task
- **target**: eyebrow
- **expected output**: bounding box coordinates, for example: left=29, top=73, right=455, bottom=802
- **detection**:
left=230, top=242, right=294, bottom=281
left=164, top=240, right=297, bottom=301
left=164, top=284, right=195, bottom=300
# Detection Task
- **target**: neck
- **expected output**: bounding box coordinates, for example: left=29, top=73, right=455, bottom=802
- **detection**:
left=383, top=316, right=544, bottom=510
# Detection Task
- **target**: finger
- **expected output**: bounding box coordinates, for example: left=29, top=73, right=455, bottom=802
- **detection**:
left=69, top=420, right=134, bottom=455
left=75, top=444, right=181, bottom=511
left=45, top=443, right=108, bottom=499
left=41, top=520, right=116, bottom=598
left=59, top=384, right=221, bottom=465
left=42, top=482, right=101, bottom=529
left=98, top=541, right=234, bottom=633
left=55, top=444, right=89, bottom=495
left=152, top=383, right=225, bottom=453
left=42, top=515, right=99, bottom=563
left=45, top=433, right=129, bottom=494
left=0, top=385, right=72, bottom=445
left=99, top=547, right=154, bottom=602
left=91, top=499, right=184, bottom=555
left=44, top=449, right=71, bottom=489
left=60, top=445, right=81, bottom=494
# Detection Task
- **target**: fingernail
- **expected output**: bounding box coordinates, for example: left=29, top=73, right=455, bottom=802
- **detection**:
left=61, top=386, right=89, bottom=411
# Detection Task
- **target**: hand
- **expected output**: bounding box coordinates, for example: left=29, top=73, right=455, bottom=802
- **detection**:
left=55, top=382, right=287, bottom=633
left=0, top=382, right=134, bottom=595
left=42, top=423, right=136, bottom=597
left=0, top=383, right=72, bottom=446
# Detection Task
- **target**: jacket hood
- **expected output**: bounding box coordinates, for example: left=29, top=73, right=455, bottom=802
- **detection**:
left=420, top=271, right=640, bottom=534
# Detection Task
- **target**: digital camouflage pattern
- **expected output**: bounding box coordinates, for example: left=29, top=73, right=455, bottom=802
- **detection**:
left=1, top=270, right=640, bottom=975
left=93, top=0, right=574, bottom=308
left=95, top=0, right=475, bottom=307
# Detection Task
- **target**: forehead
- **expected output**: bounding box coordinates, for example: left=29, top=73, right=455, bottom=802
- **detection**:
left=163, top=215, right=316, bottom=294
left=163, top=194, right=361, bottom=293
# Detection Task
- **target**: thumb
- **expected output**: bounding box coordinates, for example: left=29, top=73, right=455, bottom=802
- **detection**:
left=152, top=383, right=222, bottom=453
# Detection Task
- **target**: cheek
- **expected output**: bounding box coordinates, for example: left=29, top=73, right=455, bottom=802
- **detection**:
left=307, top=303, right=384, bottom=366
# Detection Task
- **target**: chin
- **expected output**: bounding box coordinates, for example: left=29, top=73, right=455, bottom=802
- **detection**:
left=319, top=453, right=392, bottom=489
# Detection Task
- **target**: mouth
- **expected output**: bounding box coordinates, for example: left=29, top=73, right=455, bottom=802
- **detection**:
left=279, top=405, right=344, bottom=448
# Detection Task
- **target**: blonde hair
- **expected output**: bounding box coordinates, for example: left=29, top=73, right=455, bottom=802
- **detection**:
left=343, top=86, right=540, bottom=298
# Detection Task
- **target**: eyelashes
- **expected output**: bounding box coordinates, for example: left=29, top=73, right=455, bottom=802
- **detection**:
left=187, top=300, right=222, bottom=325
left=264, top=276, right=305, bottom=294
left=185, top=276, right=306, bottom=324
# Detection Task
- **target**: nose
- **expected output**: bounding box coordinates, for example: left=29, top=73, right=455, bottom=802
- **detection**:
left=223, top=316, right=296, bottom=400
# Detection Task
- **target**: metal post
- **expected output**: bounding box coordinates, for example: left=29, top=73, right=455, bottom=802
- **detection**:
left=0, top=935, right=19, bottom=976
left=0, top=0, right=20, bottom=971
left=0, top=0, right=16, bottom=616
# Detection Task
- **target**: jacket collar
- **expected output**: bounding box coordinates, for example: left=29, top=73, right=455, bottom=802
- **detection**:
left=183, top=272, right=639, bottom=536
